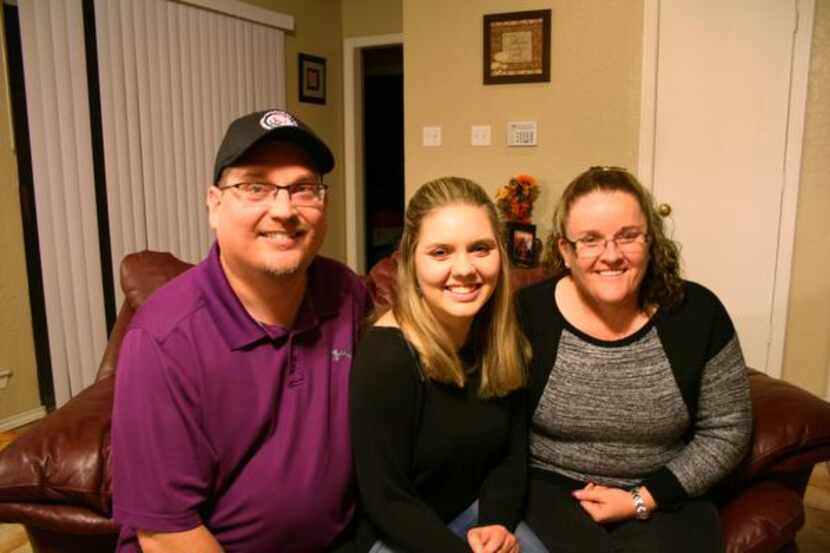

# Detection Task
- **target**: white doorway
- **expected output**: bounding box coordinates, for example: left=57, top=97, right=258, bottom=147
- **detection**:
left=343, top=33, right=404, bottom=273
left=638, top=0, right=814, bottom=377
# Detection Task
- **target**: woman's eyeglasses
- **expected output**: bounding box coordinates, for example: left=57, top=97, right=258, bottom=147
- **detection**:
left=564, top=230, right=649, bottom=259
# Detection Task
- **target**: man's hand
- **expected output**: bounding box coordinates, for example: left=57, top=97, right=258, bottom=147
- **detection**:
left=467, top=524, right=519, bottom=553
left=571, top=482, right=655, bottom=524
left=138, top=525, right=225, bottom=553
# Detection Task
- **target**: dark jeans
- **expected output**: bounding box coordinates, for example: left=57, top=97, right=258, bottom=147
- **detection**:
left=526, top=470, right=724, bottom=553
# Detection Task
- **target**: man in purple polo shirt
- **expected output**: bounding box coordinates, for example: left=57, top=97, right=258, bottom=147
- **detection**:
left=111, top=109, right=369, bottom=553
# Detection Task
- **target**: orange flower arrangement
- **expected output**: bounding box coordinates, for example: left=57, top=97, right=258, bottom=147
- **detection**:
left=495, top=174, right=540, bottom=224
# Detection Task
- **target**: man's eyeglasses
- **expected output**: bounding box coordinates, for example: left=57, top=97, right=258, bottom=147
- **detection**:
left=564, top=230, right=649, bottom=259
left=218, top=181, right=328, bottom=207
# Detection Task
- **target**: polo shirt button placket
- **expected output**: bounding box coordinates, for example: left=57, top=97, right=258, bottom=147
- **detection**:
left=287, top=333, right=304, bottom=388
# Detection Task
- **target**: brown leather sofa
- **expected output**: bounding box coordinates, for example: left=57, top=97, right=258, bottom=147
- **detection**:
left=1, top=250, right=829, bottom=553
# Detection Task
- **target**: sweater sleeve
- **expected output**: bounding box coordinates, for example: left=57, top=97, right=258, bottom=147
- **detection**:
left=644, top=293, right=752, bottom=506
left=477, top=390, right=528, bottom=530
left=350, top=329, right=471, bottom=553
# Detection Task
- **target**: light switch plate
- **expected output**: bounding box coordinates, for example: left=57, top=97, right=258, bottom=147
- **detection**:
left=422, top=126, right=442, bottom=147
left=471, top=125, right=491, bottom=146
left=507, top=121, right=538, bottom=147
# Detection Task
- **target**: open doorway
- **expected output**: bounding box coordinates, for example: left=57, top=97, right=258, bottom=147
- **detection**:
left=362, top=45, right=403, bottom=271
left=343, top=33, right=403, bottom=273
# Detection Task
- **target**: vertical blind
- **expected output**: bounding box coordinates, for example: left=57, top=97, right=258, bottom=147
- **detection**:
left=17, top=0, right=287, bottom=404
left=94, top=0, right=287, bottom=308
left=17, top=0, right=108, bottom=406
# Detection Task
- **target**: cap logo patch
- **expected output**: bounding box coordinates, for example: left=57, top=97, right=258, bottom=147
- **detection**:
left=260, top=111, right=297, bottom=130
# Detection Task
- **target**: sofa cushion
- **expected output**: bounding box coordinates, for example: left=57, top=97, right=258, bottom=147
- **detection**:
left=720, top=480, right=804, bottom=553
left=0, top=376, right=115, bottom=515
left=738, top=370, right=830, bottom=482
left=121, top=250, right=193, bottom=311
left=96, top=251, right=193, bottom=381
left=0, top=502, right=117, bottom=534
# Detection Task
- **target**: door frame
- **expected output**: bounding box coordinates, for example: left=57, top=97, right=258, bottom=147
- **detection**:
left=343, top=33, right=403, bottom=273
left=637, top=0, right=815, bottom=378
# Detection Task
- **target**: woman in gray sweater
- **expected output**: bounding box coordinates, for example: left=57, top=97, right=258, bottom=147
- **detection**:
left=518, top=166, right=752, bottom=553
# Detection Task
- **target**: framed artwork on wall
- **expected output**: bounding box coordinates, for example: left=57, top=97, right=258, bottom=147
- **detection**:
left=483, top=9, right=551, bottom=85
left=507, top=222, right=538, bottom=267
left=299, top=53, right=326, bottom=104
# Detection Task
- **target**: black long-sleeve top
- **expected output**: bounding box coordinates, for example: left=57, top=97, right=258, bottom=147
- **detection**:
left=349, top=327, right=527, bottom=553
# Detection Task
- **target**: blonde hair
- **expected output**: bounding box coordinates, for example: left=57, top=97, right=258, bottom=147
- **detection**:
left=543, top=166, right=684, bottom=309
left=393, top=176, right=530, bottom=398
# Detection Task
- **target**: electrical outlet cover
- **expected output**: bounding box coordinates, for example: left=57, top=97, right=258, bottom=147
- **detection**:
left=422, top=126, right=442, bottom=147
left=471, top=125, right=491, bottom=146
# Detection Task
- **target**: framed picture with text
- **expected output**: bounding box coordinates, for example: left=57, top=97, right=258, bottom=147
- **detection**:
left=483, top=10, right=551, bottom=85
left=299, top=53, right=326, bottom=104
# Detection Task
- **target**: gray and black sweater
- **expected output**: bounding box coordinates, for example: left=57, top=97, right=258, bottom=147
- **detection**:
left=517, top=278, right=752, bottom=508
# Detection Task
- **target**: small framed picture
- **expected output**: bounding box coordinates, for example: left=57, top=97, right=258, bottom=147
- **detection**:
left=299, top=53, right=326, bottom=104
left=483, top=9, right=551, bottom=85
left=507, top=223, right=537, bottom=267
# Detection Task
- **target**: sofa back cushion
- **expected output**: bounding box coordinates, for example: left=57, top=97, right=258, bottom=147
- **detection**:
left=96, top=252, right=193, bottom=381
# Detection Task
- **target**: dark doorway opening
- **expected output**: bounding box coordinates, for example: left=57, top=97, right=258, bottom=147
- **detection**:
left=362, top=45, right=404, bottom=271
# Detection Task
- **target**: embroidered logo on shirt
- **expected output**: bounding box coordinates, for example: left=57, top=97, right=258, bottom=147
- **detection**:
left=331, top=349, right=352, bottom=362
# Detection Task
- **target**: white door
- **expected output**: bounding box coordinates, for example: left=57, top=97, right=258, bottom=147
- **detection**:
left=639, top=0, right=813, bottom=375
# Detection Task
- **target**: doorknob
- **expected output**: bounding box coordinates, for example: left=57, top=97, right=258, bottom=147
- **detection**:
left=657, top=203, right=672, bottom=217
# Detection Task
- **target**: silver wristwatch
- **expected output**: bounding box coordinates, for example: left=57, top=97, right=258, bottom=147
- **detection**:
left=630, top=487, right=650, bottom=520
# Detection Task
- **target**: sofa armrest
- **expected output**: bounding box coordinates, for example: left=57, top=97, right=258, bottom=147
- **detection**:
left=734, top=370, right=830, bottom=483
left=0, top=502, right=116, bottom=534
left=720, top=479, right=805, bottom=553
left=0, top=375, right=114, bottom=515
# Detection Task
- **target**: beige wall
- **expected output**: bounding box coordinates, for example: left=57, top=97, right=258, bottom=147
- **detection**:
left=782, top=2, right=830, bottom=399
left=342, top=0, right=402, bottom=38
left=403, top=0, right=643, bottom=234
left=242, top=0, right=347, bottom=261
left=0, top=9, right=41, bottom=421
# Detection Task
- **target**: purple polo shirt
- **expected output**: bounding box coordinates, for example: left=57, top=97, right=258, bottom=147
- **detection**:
left=111, top=242, right=368, bottom=553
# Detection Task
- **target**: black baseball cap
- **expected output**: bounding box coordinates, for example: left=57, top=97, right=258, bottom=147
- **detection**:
left=213, top=109, right=334, bottom=182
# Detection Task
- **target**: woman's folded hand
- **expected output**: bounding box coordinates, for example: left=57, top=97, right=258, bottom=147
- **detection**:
left=571, top=482, right=637, bottom=523
left=467, top=524, right=519, bottom=553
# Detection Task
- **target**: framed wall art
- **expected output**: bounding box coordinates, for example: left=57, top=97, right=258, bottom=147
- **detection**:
left=483, top=9, right=551, bottom=85
left=299, top=53, right=326, bottom=104
left=507, top=222, right=538, bottom=267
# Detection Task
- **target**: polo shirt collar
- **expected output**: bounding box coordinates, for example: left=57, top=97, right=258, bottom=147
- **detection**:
left=197, top=242, right=341, bottom=350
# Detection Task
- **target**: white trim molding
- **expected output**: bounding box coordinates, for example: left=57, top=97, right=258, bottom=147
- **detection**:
left=178, top=0, right=293, bottom=30
left=637, top=0, right=659, bottom=189
left=343, top=33, right=403, bottom=273
left=766, top=0, right=815, bottom=380
left=0, top=406, right=47, bottom=433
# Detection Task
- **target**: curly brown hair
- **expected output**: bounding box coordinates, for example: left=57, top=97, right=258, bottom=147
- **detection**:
left=543, top=166, right=685, bottom=310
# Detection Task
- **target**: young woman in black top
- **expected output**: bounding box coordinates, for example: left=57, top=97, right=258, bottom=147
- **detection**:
left=349, top=177, right=548, bottom=553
